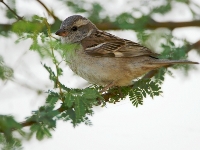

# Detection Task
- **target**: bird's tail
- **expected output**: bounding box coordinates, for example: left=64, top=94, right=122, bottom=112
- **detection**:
left=152, top=59, right=199, bottom=65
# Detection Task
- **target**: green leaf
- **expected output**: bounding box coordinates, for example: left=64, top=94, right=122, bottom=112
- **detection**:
left=46, top=91, right=60, bottom=106
left=64, top=108, right=76, bottom=125
left=66, top=1, right=87, bottom=13
left=35, top=126, right=52, bottom=141
left=64, top=93, right=74, bottom=107
left=30, top=41, right=40, bottom=51
left=5, top=0, right=17, bottom=19
left=82, top=88, right=100, bottom=100
left=129, top=78, right=163, bottom=107
left=59, top=87, right=98, bottom=126
left=27, top=106, right=58, bottom=129
left=0, top=115, right=22, bottom=133
left=30, top=124, right=40, bottom=132
left=0, top=115, right=25, bottom=149
left=12, top=20, right=44, bottom=35
left=0, top=56, right=13, bottom=81
left=43, top=64, right=57, bottom=82
left=0, top=133, right=23, bottom=150
left=43, top=127, right=52, bottom=138
left=36, top=127, right=44, bottom=141
left=115, top=13, right=135, bottom=29
left=88, top=3, right=104, bottom=23
left=74, top=96, right=86, bottom=120
left=152, top=3, right=172, bottom=14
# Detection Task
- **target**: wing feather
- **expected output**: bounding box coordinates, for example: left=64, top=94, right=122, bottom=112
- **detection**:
left=82, top=30, right=158, bottom=58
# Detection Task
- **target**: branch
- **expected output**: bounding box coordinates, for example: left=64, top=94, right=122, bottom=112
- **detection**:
left=20, top=106, right=66, bottom=127
left=187, top=40, right=200, bottom=53
left=0, top=89, right=122, bottom=133
left=0, top=106, right=65, bottom=133
left=95, top=20, right=200, bottom=30
left=36, top=0, right=58, bottom=20
left=145, top=19, right=200, bottom=30
left=0, top=0, right=200, bottom=31
left=0, top=0, right=23, bottom=20
left=20, top=120, right=37, bottom=128
left=1, top=19, right=200, bottom=33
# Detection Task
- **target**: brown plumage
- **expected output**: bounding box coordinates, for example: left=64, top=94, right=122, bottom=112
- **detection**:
left=82, top=30, right=158, bottom=58
left=55, top=15, right=198, bottom=90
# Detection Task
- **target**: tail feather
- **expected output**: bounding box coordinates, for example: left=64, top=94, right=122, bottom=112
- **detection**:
left=152, top=60, right=199, bottom=65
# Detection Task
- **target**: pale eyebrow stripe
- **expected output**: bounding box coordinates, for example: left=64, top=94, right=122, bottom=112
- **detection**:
left=73, top=19, right=89, bottom=27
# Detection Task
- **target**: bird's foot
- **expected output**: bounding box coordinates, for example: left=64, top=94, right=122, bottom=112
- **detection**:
left=100, top=81, right=115, bottom=93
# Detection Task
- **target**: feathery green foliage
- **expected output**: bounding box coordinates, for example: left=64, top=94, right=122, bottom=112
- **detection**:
left=0, top=115, right=24, bottom=150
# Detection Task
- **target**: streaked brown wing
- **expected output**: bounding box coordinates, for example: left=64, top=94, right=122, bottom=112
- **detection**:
left=83, top=30, right=159, bottom=58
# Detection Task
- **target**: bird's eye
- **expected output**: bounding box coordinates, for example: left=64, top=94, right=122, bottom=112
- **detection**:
left=71, top=26, right=78, bottom=31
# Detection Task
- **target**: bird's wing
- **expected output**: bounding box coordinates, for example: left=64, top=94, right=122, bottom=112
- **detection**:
left=83, top=30, right=159, bottom=58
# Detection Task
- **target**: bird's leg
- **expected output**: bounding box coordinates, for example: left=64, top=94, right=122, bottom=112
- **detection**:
left=117, top=87, right=124, bottom=99
left=100, top=81, right=115, bottom=93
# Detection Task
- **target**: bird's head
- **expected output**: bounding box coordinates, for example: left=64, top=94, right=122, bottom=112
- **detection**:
left=55, top=15, right=97, bottom=43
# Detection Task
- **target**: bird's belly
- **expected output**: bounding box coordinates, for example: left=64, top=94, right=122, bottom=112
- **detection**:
left=67, top=50, right=152, bottom=86
left=69, top=57, right=118, bottom=85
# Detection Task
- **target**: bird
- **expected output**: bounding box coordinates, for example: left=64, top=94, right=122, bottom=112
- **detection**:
left=55, top=15, right=198, bottom=92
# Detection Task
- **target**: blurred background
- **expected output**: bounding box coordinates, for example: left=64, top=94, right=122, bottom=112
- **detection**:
left=0, top=0, right=200, bottom=149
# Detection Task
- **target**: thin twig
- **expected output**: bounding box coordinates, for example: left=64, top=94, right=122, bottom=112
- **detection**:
left=0, top=0, right=23, bottom=20
left=36, top=0, right=58, bottom=20
left=44, top=19, right=65, bottom=102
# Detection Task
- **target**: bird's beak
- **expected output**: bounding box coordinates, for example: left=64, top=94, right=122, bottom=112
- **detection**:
left=55, top=29, right=68, bottom=37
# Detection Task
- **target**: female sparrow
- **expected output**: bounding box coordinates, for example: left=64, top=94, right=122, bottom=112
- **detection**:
left=55, top=15, right=198, bottom=90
